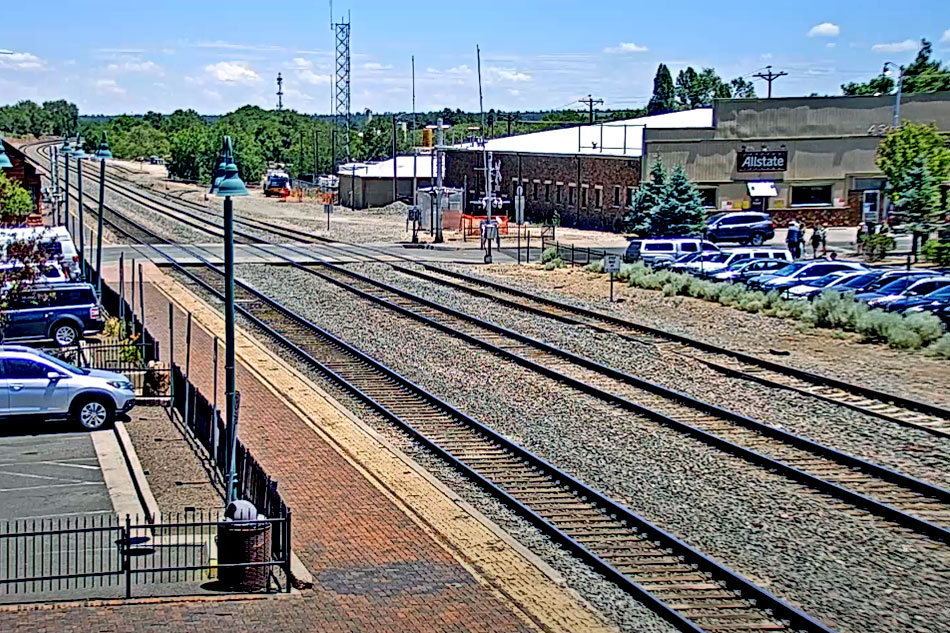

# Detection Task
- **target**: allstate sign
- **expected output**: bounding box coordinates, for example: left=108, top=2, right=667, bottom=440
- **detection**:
left=736, top=150, right=787, bottom=172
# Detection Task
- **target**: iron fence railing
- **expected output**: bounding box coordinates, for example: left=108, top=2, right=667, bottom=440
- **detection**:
left=541, top=236, right=612, bottom=268
left=0, top=511, right=291, bottom=599
left=44, top=340, right=171, bottom=398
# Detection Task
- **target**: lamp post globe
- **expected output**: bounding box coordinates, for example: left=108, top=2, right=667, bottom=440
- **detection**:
left=0, top=135, right=12, bottom=169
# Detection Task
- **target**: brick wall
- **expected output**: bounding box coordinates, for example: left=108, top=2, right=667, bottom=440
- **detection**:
left=445, top=150, right=640, bottom=232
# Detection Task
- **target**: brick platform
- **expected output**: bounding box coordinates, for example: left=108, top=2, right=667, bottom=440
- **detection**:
left=0, top=263, right=612, bottom=633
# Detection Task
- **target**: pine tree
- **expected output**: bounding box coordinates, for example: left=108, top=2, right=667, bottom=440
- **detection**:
left=675, top=68, right=699, bottom=109
left=624, top=159, right=667, bottom=234
left=651, top=166, right=706, bottom=237
left=899, top=156, right=940, bottom=259
left=647, top=64, right=676, bottom=115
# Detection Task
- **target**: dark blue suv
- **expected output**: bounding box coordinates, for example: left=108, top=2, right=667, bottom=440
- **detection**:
left=706, top=212, right=775, bottom=246
left=2, top=283, right=104, bottom=347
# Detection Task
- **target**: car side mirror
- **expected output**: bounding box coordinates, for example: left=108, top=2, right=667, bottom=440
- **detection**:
left=47, top=371, right=65, bottom=381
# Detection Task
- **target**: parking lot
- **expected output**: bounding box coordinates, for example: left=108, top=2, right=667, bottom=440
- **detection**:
left=0, top=428, right=114, bottom=522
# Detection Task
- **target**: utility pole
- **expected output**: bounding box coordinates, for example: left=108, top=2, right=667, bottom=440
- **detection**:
left=752, top=65, right=787, bottom=99
left=392, top=113, right=398, bottom=204
left=883, top=62, right=904, bottom=128
left=276, top=73, right=284, bottom=110
left=313, top=128, right=319, bottom=181
left=578, top=94, right=604, bottom=124
left=435, top=118, right=444, bottom=243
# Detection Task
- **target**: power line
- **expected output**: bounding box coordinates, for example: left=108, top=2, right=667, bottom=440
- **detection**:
left=752, top=65, right=788, bottom=98
left=577, top=94, right=604, bottom=123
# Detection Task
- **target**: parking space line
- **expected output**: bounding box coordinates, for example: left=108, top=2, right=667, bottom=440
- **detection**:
left=0, top=482, right=102, bottom=493
left=12, top=509, right=114, bottom=521
left=0, top=469, right=86, bottom=483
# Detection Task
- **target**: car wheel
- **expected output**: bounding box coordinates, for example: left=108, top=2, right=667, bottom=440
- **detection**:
left=72, top=397, right=114, bottom=430
left=750, top=232, right=765, bottom=246
left=52, top=323, right=81, bottom=347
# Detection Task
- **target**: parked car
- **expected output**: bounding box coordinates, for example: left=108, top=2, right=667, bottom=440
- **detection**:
left=1, top=283, right=104, bottom=347
left=746, top=261, right=868, bottom=292
left=623, top=238, right=719, bottom=266
left=0, top=262, right=69, bottom=290
left=783, top=271, right=857, bottom=298
left=665, top=252, right=703, bottom=272
left=905, top=301, right=950, bottom=327
left=712, top=258, right=791, bottom=282
left=690, top=247, right=792, bottom=278
left=885, top=284, right=950, bottom=313
left=855, top=273, right=945, bottom=305
left=0, top=345, right=135, bottom=429
left=705, top=212, right=775, bottom=246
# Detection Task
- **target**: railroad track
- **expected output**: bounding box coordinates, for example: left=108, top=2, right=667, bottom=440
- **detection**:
left=298, top=261, right=950, bottom=543
left=389, top=263, right=950, bottom=439
left=21, top=139, right=835, bottom=632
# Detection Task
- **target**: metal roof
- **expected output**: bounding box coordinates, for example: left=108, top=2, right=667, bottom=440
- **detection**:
left=337, top=155, right=442, bottom=179
left=450, top=108, right=713, bottom=158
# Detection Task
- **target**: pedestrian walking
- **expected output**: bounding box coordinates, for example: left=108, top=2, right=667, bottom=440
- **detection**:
left=856, top=222, right=865, bottom=254
left=786, top=219, right=802, bottom=259
left=810, top=222, right=827, bottom=258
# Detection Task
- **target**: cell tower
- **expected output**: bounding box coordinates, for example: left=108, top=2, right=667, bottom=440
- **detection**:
left=276, top=73, right=284, bottom=110
left=332, top=8, right=351, bottom=160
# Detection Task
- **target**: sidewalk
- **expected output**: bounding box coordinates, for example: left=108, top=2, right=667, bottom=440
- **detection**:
left=0, top=262, right=611, bottom=633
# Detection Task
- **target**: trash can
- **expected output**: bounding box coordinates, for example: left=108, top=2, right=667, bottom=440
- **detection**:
left=217, top=500, right=272, bottom=591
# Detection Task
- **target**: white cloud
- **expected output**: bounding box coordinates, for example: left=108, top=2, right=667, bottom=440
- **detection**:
left=489, top=67, right=531, bottom=82
left=362, top=62, right=392, bottom=71
left=95, top=79, right=126, bottom=96
left=106, top=60, right=163, bottom=75
left=807, top=22, right=840, bottom=37
left=871, top=39, right=917, bottom=53
left=97, top=48, right=146, bottom=55
left=0, top=52, right=45, bottom=70
left=205, top=61, right=261, bottom=84
left=604, top=42, right=648, bottom=54
left=826, top=42, right=837, bottom=49
left=195, top=41, right=284, bottom=52
left=941, top=29, right=950, bottom=44
left=291, top=57, right=330, bottom=85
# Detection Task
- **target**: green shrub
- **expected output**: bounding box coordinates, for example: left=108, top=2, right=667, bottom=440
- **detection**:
left=717, top=283, right=744, bottom=307
left=855, top=309, right=901, bottom=343
left=540, top=247, right=560, bottom=264
left=922, top=240, right=950, bottom=267
left=661, top=275, right=691, bottom=297
left=737, top=290, right=768, bottom=313
left=886, top=327, right=923, bottom=349
left=812, top=291, right=866, bottom=329
left=583, top=259, right=604, bottom=273
left=861, top=234, right=897, bottom=262
left=903, top=312, right=945, bottom=345
left=926, top=333, right=950, bottom=359
left=544, top=257, right=566, bottom=270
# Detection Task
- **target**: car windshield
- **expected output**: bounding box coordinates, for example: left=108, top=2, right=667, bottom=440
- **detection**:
left=876, top=278, right=913, bottom=294
left=704, top=253, right=730, bottom=263
left=836, top=272, right=880, bottom=289
left=923, top=286, right=950, bottom=300
left=27, top=349, right=89, bottom=375
left=706, top=214, right=725, bottom=225
left=674, top=253, right=699, bottom=264
left=774, top=262, right=808, bottom=276
left=866, top=273, right=922, bottom=291
left=810, top=273, right=846, bottom=287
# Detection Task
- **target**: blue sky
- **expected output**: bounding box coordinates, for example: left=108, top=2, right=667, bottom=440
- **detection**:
left=1, top=0, right=948, bottom=115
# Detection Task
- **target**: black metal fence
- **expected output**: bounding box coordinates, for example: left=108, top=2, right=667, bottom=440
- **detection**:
left=541, top=235, right=612, bottom=267
left=0, top=511, right=291, bottom=599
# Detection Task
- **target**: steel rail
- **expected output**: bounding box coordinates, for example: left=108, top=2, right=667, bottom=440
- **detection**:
left=22, top=140, right=834, bottom=633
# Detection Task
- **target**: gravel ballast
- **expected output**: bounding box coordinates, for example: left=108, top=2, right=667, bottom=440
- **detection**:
left=450, top=264, right=950, bottom=408
left=233, top=263, right=950, bottom=633
left=345, top=262, right=950, bottom=490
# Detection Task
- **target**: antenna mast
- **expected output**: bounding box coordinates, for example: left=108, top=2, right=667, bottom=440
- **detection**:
left=276, top=73, right=283, bottom=110
left=332, top=3, right=351, bottom=160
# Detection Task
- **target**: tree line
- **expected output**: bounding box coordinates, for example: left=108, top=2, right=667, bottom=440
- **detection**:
left=0, top=100, right=78, bottom=138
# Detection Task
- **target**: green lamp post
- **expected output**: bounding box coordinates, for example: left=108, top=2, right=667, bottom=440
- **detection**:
left=93, top=132, right=112, bottom=296
left=208, top=143, right=227, bottom=196
left=215, top=136, right=248, bottom=504
left=0, top=135, right=13, bottom=169
left=71, top=136, right=88, bottom=279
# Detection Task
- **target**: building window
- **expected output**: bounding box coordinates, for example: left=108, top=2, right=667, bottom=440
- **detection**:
left=545, top=183, right=552, bottom=202
left=854, top=178, right=886, bottom=191
left=613, top=186, right=621, bottom=206
left=568, top=184, right=576, bottom=206
left=697, top=188, right=717, bottom=209
left=532, top=181, right=540, bottom=201
left=594, top=187, right=603, bottom=209
left=626, top=186, right=636, bottom=206
left=791, top=184, right=833, bottom=207
left=511, top=179, right=518, bottom=198
left=556, top=184, right=564, bottom=204
left=581, top=186, right=589, bottom=208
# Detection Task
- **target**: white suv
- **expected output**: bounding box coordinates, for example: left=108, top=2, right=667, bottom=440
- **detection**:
left=0, top=346, right=136, bottom=430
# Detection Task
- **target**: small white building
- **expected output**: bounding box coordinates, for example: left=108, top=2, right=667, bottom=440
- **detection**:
left=337, top=154, right=444, bottom=209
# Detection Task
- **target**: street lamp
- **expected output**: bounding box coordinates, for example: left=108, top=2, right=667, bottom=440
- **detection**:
left=883, top=62, right=904, bottom=129
left=70, top=136, right=88, bottom=280
left=0, top=135, right=13, bottom=169
left=93, top=132, right=112, bottom=296
left=214, top=136, right=248, bottom=504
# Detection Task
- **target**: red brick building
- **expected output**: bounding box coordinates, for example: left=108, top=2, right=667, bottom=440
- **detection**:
left=1, top=138, right=42, bottom=213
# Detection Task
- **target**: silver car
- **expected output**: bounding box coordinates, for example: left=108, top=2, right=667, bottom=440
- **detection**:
left=0, top=346, right=135, bottom=430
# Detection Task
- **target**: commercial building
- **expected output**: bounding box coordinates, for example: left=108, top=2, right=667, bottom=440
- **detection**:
left=444, top=92, right=950, bottom=230
left=644, top=92, right=950, bottom=227
left=337, top=154, right=441, bottom=209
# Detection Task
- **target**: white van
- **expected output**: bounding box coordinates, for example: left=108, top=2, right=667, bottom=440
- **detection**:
left=623, top=238, right=720, bottom=266
left=685, top=247, right=792, bottom=277
left=0, top=227, right=80, bottom=281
